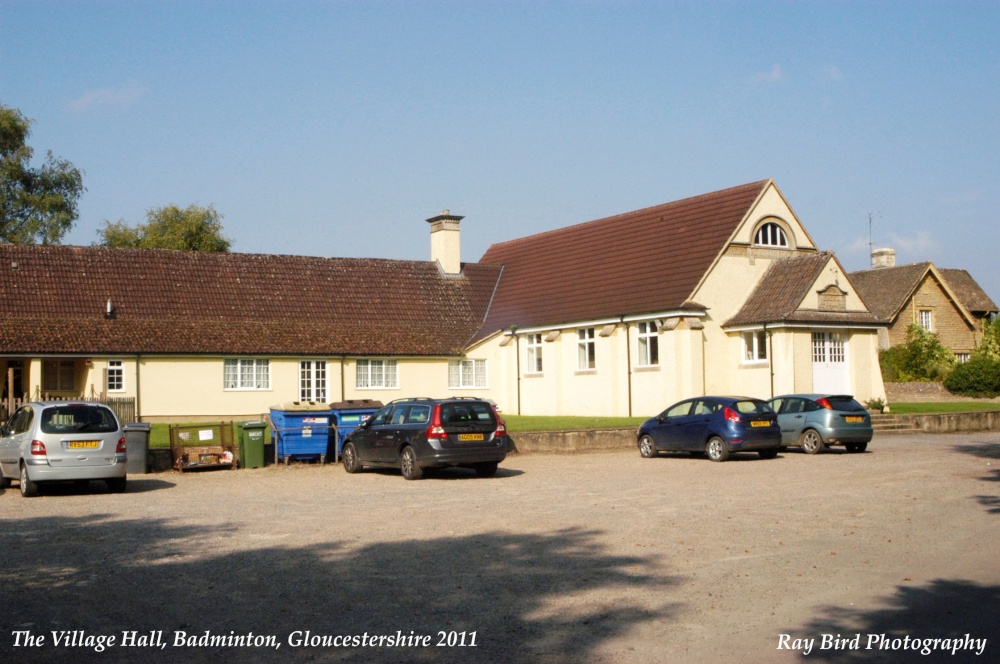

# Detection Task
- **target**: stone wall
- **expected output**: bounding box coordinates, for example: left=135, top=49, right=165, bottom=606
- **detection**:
left=886, top=381, right=1000, bottom=403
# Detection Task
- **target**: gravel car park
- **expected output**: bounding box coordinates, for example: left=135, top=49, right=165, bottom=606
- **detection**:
left=1, top=432, right=998, bottom=663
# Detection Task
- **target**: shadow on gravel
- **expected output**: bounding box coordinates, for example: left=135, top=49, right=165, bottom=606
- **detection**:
left=952, top=440, right=1000, bottom=514
left=798, top=579, right=998, bottom=662
left=0, top=517, right=680, bottom=663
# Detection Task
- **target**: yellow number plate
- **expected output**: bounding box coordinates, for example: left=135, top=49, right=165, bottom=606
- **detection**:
left=67, top=441, right=100, bottom=449
left=845, top=416, right=863, bottom=423
left=750, top=420, right=770, bottom=428
left=459, top=433, right=485, bottom=441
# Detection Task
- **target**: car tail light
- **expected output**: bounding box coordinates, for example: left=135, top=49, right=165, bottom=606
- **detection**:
left=492, top=406, right=506, bottom=436
left=723, top=407, right=741, bottom=423
left=816, top=398, right=833, bottom=410
left=117, top=437, right=127, bottom=454
left=426, top=404, right=447, bottom=440
left=30, top=440, right=47, bottom=456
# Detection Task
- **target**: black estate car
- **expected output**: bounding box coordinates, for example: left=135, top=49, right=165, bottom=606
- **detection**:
left=340, top=397, right=508, bottom=480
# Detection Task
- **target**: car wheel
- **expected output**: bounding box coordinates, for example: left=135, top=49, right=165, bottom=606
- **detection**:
left=800, top=429, right=825, bottom=454
left=638, top=435, right=657, bottom=458
left=400, top=446, right=423, bottom=480
left=342, top=442, right=362, bottom=473
left=106, top=477, right=127, bottom=494
left=19, top=463, right=39, bottom=498
left=706, top=437, right=729, bottom=462
left=845, top=442, right=868, bottom=453
left=474, top=461, right=498, bottom=478
left=0, top=474, right=11, bottom=489
left=758, top=448, right=779, bottom=459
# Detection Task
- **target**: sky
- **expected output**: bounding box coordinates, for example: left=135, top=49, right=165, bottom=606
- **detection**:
left=2, top=1, right=998, bottom=304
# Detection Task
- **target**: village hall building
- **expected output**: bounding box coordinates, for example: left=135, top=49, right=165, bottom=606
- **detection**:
left=0, top=179, right=887, bottom=422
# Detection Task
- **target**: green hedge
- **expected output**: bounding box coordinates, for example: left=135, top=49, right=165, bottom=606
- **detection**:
left=944, top=356, right=1000, bottom=398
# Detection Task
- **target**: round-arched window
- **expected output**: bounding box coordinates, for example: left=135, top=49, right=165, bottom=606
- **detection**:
left=754, top=222, right=788, bottom=247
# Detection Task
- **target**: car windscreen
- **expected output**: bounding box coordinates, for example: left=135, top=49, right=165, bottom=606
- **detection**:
left=826, top=397, right=866, bottom=412
left=440, top=402, right=496, bottom=426
left=41, top=405, right=119, bottom=434
left=731, top=400, right=774, bottom=416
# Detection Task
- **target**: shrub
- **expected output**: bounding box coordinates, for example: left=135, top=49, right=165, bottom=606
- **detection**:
left=879, top=324, right=956, bottom=382
left=974, top=317, right=1000, bottom=361
left=943, top=356, right=1000, bottom=397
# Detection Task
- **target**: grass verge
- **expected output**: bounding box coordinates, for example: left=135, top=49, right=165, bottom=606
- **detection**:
left=889, top=402, right=1000, bottom=414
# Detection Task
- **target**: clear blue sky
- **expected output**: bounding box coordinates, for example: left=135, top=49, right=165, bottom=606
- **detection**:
left=2, top=1, right=997, bottom=304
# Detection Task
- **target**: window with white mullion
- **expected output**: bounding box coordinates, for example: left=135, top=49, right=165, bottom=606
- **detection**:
left=637, top=322, right=659, bottom=367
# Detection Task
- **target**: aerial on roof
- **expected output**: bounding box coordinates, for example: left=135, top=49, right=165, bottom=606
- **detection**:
left=474, top=180, right=773, bottom=340
left=0, top=244, right=501, bottom=356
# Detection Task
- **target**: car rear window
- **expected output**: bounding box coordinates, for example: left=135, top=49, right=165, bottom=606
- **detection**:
left=41, top=405, right=119, bottom=434
left=440, top=402, right=496, bottom=425
left=732, top=400, right=773, bottom=416
left=826, top=397, right=866, bottom=412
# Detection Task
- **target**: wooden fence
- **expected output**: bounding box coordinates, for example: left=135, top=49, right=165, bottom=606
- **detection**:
left=1, top=394, right=137, bottom=424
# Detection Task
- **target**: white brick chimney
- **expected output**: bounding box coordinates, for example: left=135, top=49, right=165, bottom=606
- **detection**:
left=426, top=210, right=463, bottom=275
left=871, top=247, right=896, bottom=269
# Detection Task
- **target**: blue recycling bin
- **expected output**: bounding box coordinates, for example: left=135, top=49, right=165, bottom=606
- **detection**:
left=327, top=399, right=383, bottom=460
left=269, top=402, right=333, bottom=464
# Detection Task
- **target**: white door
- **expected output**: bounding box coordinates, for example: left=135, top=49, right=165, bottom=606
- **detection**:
left=811, top=331, right=850, bottom=394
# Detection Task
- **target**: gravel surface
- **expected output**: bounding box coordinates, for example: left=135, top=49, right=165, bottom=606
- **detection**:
left=2, top=432, right=998, bottom=663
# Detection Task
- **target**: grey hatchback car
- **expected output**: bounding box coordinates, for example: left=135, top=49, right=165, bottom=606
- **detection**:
left=766, top=394, right=873, bottom=454
left=0, top=401, right=128, bottom=497
left=341, top=397, right=508, bottom=480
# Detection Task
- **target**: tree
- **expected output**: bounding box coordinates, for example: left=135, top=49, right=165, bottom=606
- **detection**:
left=98, top=204, right=232, bottom=252
left=0, top=103, right=85, bottom=244
left=973, top=317, right=1000, bottom=361
left=878, top=323, right=956, bottom=382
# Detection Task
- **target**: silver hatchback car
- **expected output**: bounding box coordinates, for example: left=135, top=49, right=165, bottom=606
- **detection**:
left=0, top=401, right=127, bottom=497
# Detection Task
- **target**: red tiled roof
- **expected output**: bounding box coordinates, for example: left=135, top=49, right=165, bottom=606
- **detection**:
left=725, top=252, right=880, bottom=327
left=0, top=244, right=501, bottom=356
left=474, top=180, right=770, bottom=340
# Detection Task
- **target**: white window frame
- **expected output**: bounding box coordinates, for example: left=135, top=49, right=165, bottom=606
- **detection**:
left=637, top=321, right=659, bottom=367
left=356, top=359, right=398, bottom=389
left=526, top=334, right=543, bottom=374
left=578, top=328, right=596, bottom=371
left=918, top=309, right=933, bottom=331
left=107, top=359, right=125, bottom=392
left=754, top=222, right=788, bottom=247
left=224, top=358, right=271, bottom=390
left=449, top=359, right=487, bottom=389
left=742, top=331, right=768, bottom=364
left=299, top=360, right=327, bottom=402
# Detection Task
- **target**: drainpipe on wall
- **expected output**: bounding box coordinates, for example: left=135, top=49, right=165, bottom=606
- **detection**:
left=765, top=324, right=774, bottom=399
left=135, top=354, right=142, bottom=422
left=340, top=355, right=347, bottom=401
left=512, top=327, right=521, bottom=415
left=621, top=316, right=632, bottom=417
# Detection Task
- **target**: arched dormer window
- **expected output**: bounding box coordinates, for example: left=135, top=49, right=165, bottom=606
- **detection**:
left=754, top=222, right=788, bottom=247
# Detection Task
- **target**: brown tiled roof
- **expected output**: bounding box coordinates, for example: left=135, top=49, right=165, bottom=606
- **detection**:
left=725, top=252, right=881, bottom=327
left=474, top=180, right=771, bottom=339
left=0, top=244, right=501, bottom=356
left=939, top=268, right=998, bottom=315
left=848, top=262, right=932, bottom=322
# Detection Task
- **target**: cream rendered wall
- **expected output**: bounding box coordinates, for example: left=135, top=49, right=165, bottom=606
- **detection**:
left=695, top=188, right=817, bottom=398
left=799, top=259, right=867, bottom=310
left=848, top=331, right=887, bottom=403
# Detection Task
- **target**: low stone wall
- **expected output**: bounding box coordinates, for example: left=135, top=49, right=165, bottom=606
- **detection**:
left=509, top=427, right=636, bottom=454
left=886, top=381, right=1000, bottom=403
left=910, top=410, right=1000, bottom=434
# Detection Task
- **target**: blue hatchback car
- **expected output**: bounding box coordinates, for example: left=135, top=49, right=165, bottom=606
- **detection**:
left=637, top=396, right=781, bottom=462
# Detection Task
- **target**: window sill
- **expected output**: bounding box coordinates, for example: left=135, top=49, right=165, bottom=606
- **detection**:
left=575, top=369, right=597, bottom=376
left=634, top=365, right=660, bottom=372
